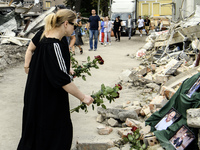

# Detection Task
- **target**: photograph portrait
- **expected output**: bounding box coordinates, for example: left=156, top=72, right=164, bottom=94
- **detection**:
left=186, top=77, right=200, bottom=98
left=169, top=125, right=195, bottom=150
left=154, top=107, right=181, bottom=131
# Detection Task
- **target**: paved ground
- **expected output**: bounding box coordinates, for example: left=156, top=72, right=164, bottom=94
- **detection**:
left=0, top=34, right=147, bottom=150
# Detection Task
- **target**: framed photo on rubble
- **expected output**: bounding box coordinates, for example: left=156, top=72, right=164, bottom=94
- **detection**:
left=186, top=77, right=200, bottom=98
left=154, top=107, right=181, bottom=131
left=169, top=125, right=195, bottom=150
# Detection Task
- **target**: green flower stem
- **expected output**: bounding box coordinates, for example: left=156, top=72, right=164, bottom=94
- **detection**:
left=70, top=84, right=121, bottom=113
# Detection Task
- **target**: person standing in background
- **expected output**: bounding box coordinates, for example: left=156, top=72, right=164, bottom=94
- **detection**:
left=126, top=14, right=133, bottom=40
left=137, top=16, right=144, bottom=37
left=100, top=17, right=105, bottom=45
left=113, top=17, right=121, bottom=42
left=144, top=16, right=151, bottom=36
left=88, top=9, right=101, bottom=51
left=75, top=16, right=84, bottom=54
left=107, top=16, right=112, bottom=45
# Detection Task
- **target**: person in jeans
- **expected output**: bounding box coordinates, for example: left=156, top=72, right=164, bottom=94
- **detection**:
left=126, top=14, right=133, bottom=40
left=88, top=9, right=101, bottom=51
left=104, top=16, right=112, bottom=46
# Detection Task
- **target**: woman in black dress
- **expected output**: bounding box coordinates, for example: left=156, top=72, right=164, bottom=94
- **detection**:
left=17, top=9, right=94, bottom=150
left=74, top=16, right=84, bottom=54
left=113, top=17, right=121, bottom=42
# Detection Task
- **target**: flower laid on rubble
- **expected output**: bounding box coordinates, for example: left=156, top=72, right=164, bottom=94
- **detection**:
left=70, top=53, right=104, bottom=81
left=94, top=55, right=104, bottom=65
left=123, top=126, right=147, bottom=150
left=70, top=83, right=122, bottom=113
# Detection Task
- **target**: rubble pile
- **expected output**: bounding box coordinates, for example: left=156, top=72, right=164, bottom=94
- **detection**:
left=84, top=5, right=200, bottom=150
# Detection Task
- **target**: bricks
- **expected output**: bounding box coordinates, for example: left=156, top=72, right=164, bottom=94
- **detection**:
left=150, top=95, right=168, bottom=108
left=160, top=86, right=176, bottom=99
left=143, top=136, right=159, bottom=147
left=140, top=105, right=151, bottom=116
left=117, top=127, right=132, bottom=138
left=125, top=118, right=142, bottom=128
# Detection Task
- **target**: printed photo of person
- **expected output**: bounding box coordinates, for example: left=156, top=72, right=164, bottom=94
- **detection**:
left=170, top=125, right=195, bottom=150
left=155, top=108, right=181, bottom=131
left=186, top=77, right=200, bottom=98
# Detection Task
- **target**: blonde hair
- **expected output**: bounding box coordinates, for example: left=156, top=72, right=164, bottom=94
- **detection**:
left=41, top=9, right=76, bottom=39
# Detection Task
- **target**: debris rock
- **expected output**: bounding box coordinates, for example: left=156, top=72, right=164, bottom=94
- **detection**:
left=96, top=114, right=105, bottom=123
left=125, top=118, right=142, bottom=128
left=150, top=95, right=168, bottom=108
left=146, top=83, right=160, bottom=92
left=118, top=110, right=138, bottom=121
left=187, top=108, right=200, bottom=128
left=117, top=127, right=132, bottom=138
left=108, top=118, right=118, bottom=127
left=97, top=125, right=113, bottom=135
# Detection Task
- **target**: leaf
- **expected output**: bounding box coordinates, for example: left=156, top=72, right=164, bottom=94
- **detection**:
left=128, top=134, right=134, bottom=142
left=101, top=104, right=106, bottom=109
left=111, top=92, right=118, bottom=97
left=87, top=56, right=91, bottom=62
left=105, top=86, right=114, bottom=93
left=82, top=75, right=86, bottom=81
left=142, top=144, right=146, bottom=149
left=135, top=134, right=140, bottom=140
left=101, top=84, right=106, bottom=91
left=123, top=137, right=129, bottom=143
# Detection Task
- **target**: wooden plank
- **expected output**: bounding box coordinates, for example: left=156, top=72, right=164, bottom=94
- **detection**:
left=19, top=7, right=56, bottom=37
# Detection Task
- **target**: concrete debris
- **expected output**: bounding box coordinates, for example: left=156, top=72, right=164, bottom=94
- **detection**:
left=97, top=125, right=113, bottom=135
left=187, top=108, right=200, bottom=128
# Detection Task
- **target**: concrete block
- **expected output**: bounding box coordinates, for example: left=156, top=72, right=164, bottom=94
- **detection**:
left=143, top=88, right=152, bottom=93
left=150, top=95, right=168, bottom=108
left=125, top=118, right=142, bottom=128
left=96, top=114, right=104, bottom=123
left=140, top=105, right=151, bottom=116
left=118, top=110, right=138, bottom=121
left=143, top=136, right=159, bottom=147
left=97, top=125, right=113, bottom=135
left=76, top=140, right=114, bottom=150
left=139, top=66, right=151, bottom=76
left=124, top=106, right=141, bottom=115
left=155, top=74, right=169, bottom=84
left=150, top=64, right=156, bottom=72
left=117, top=127, right=132, bottom=138
left=107, top=147, right=120, bottom=150
left=160, top=86, right=176, bottom=99
left=146, top=83, right=160, bottom=92
left=108, top=118, right=118, bottom=127
left=187, top=108, right=200, bottom=128
left=140, top=125, right=151, bottom=135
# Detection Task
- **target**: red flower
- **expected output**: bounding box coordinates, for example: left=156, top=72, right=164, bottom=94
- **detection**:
left=131, top=126, right=138, bottom=132
left=95, top=55, right=104, bottom=65
left=115, top=84, right=122, bottom=90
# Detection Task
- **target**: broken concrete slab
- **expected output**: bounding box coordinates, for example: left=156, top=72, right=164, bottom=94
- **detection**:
left=108, top=118, right=119, bottom=127
left=187, top=108, right=200, bottom=128
left=118, top=110, right=138, bottom=121
left=150, top=95, right=168, bottom=108
left=19, top=7, right=56, bottom=37
left=146, top=83, right=160, bottom=92
left=76, top=140, right=114, bottom=150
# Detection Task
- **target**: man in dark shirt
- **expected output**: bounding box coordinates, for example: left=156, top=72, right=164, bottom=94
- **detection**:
left=144, top=16, right=151, bottom=36
left=88, top=9, right=101, bottom=51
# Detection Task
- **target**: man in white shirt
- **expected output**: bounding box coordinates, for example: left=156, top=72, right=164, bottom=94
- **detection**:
left=126, top=15, right=133, bottom=40
left=155, top=111, right=176, bottom=131
left=137, top=16, right=144, bottom=37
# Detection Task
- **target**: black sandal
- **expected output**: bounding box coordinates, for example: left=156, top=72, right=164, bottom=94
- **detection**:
left=80, top=48, right=83, bottom=54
